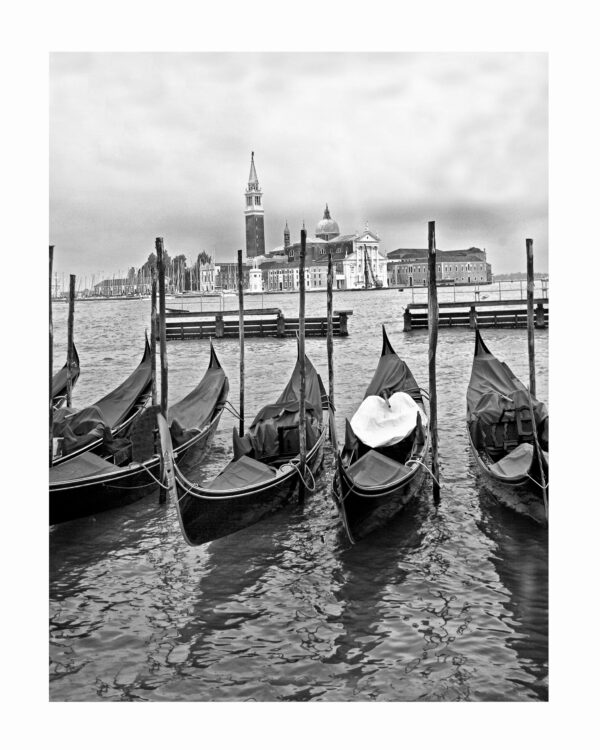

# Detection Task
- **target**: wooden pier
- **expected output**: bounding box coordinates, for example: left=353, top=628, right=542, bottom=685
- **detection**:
left=403, top=298, right=549, bottom=331
left=165, top=307, right=353, bottom=340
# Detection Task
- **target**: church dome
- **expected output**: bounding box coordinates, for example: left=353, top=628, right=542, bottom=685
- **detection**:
left=315, top=204, right=340, bottom=239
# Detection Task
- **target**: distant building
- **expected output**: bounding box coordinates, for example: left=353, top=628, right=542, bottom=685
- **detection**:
left=244, top=152, right=265, bottom=260
left=387, top=247, right=492, bottom=286
left=258, top=206, right=388, bottom=291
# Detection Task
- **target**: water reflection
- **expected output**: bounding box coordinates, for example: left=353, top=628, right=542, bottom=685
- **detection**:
left=477, top=488, right=549, bottom=700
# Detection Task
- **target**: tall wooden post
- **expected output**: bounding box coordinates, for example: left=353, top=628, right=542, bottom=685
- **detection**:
left=298, top=229, right=307, bottom=502
left=327, top=251, right=337, bottom=448
left=49, top=245, right=54, bottom=467
left=150, top=264, right=158, bottom=407
left=526, top=238, right=536, bottom=398
left=156, top=237, right=168, bottom=503
left=66, top=274, right=76, bottom=407
left=237, top=249, right=245, bottom=436
left=428, top=221, right=441, bottom=504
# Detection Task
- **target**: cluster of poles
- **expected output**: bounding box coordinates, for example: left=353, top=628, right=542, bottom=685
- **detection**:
left=50, top=220, right=544, bottom=507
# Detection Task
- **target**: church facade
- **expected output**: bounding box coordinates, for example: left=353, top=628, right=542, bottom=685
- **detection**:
left=258, top=206, right=388, bottom=291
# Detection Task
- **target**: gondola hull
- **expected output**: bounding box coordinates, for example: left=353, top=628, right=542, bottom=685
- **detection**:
left=468, top=433, right=547, bottom=525
left=49, top=456, right=162, bottom=525
left=175, top=428, right=326, bottom=546
left=49, top=398, right=226, bottom=525
left=335, top=438, right=429, bottom=542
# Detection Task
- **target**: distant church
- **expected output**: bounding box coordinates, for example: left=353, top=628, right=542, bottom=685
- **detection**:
left=244, top=152, right=265, bottom=259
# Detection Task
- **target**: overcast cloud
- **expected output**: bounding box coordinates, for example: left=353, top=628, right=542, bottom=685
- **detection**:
left=50, top=52, right=548, bottom=279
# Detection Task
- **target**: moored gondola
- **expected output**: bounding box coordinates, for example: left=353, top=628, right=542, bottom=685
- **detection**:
left=51, top=344, right=81, bottom=408
left=49, top=342, right=229, bottom=525
left=51, top=336, right=153, bottom=466
left=333, top=326, right=430, bottom=543
left=174, top=352, right=327, bottom=546
left=466, top=329, right=548, bottom=524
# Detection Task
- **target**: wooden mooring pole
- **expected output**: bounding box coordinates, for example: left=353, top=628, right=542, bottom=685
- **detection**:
left=150, top=264, right=158, bottom=407
left=156, top=237, right=168, bottom=503
left=237, top=249, right=245, bottom=436
left=326, top=250, right=337, bottom=448
left=49, top=245, right=54, bottom=467
left=298, top=229, right=307, bottom=502
left=66, top=274, right=76, bottom=408
left=526, top=238, right=536, bottom=398
left=428, top=221, right=441, bottom=504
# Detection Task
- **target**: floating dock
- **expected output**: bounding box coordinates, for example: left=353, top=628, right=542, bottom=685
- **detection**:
left=165, top=308, right=353, bottom=340
left=403, top=298, right=549, bottom=331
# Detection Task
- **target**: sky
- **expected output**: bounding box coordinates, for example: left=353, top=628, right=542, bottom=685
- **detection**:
left=50, top=52, right=548, bottom=281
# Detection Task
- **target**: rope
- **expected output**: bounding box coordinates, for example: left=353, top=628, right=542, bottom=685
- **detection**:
left=290, top=460, right=317, bottom=492
left=224, top=401, right=242, bottom=420
left=527, top=474, right=549, bottom=492
left=136, top=461, right=171, bottom=490
left=406, top=457, right=441, bottom=488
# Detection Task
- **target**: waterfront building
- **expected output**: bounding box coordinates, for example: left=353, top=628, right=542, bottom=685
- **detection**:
left=259, top=206, right=388, bottom=291
left=387, top=247, right=492, bottom=286
left=244, top=152, right=265, bottom=260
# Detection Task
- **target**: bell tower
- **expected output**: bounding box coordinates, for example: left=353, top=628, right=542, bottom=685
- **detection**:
left=244, top=151, right=265, bottom=259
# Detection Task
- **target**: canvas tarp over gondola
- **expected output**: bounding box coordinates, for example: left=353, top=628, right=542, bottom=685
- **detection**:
left=466, top=329, right=548, bottom=523
left=51, top=343, right=80, bottom=407
left=174, top=352, right=327, bottom=547
left=334, top=326, right=430, bottom=543
left=51, top=336, right=153, bottom=463
left=49, top=343, right=229, bottom=525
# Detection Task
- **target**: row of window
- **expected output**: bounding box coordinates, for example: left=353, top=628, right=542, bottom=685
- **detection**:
left=246, top=196, right=262, bottom=206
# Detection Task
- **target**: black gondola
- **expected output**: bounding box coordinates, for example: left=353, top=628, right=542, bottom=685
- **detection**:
left=49, top=342, right=229, bottom=525
left=51, top=344, right=81, bottom=408
left=333, top=326, right=430, bottom=543
left=466, top=329, right=548, bottom=524
left=51, top=336, right=153, bottom=466
left=174, top=352, right=327, bottom=546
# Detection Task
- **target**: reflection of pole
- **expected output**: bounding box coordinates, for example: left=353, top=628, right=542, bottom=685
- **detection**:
left=237, top=249, right=245, bottom=437
left=49, top=245, right=54, bottom=467
left=66, top=274, right=76, bottom=407
left=427, top=221, right=440, bottom=505
left=298, top=229, right=307, bottom=502
left=526, top=238, right=536, bottom=398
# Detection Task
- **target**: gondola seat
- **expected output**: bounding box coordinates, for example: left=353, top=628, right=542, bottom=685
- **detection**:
left=346, top=450, right=411, bottom=488
left=206, top=455, right=276, bottom=491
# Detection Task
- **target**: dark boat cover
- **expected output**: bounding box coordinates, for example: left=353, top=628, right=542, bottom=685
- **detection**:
left=232, top=354, right=323, bottom=462
left=207, top=455, right=276, bottom=491
left=52, top=337, right=152, bottom=455
left=52, top=344, right=80, bottom=399
left=364, top=328, right=421, bottom=403
left=93, top=338, right=152, bottom=428
left=168, top=345, right=228, bottom=447
left=467, top=331, right=548, bottom=449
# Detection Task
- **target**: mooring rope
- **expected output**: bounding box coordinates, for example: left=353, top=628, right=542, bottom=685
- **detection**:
left=406, top=457, right=441, bottom=488
left=136, top=461, right=171, bottom=490
left=290, top=461, right=317, bottom=492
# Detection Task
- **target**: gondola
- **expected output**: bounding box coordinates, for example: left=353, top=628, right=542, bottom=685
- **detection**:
left=51, top=344, right=80, bottom=408
left=466, top=329, right=549, bottom=524
left=174, top=351, right=328, bottom=546
left=333, top=326, right=430, bottom=543
left=49, top=342, right=229, bottom=525
left=51, top=336, right=153, bottom=466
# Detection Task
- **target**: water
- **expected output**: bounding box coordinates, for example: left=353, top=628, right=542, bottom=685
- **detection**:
left=49, top=284, right=548, bottom=701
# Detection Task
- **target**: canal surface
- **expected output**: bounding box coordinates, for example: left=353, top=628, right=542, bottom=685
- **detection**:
left=50, top=284, right=548, bottom=701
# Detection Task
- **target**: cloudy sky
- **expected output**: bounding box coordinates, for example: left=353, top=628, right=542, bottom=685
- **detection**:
left=50, top=52, right=547, bottom=279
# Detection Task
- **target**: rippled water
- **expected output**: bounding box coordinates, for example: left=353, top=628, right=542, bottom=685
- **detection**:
left=50, top=285, right=548, bottom=701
